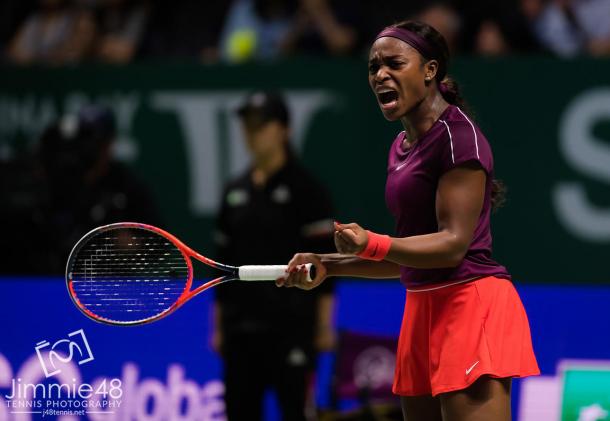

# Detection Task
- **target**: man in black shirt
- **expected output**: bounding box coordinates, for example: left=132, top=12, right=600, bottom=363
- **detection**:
left=0, top=104, right=160, bottom=274
left=213, top=91, right=335, bottom=421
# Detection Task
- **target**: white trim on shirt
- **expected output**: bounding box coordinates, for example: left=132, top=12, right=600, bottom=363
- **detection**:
left=456, top=107, right=480, bottom=159
left=439, top=119, right=455, bottom=163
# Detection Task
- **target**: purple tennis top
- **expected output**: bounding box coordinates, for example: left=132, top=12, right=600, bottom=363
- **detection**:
left=385, top=105, right=510, bottom=287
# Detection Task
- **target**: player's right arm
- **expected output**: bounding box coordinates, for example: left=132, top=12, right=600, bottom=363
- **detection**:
left=321, top=253, right=401, bottom=278
left=277, top=252, right=400, bottom=290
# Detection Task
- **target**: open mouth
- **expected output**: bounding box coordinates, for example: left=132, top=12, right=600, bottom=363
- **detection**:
left=377, top=89, right=399, bottom=111
left=378, top=90, right=398, bottom=105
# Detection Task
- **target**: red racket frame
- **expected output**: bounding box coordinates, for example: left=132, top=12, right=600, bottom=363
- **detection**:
left=66, top=222, right=239, bottom=326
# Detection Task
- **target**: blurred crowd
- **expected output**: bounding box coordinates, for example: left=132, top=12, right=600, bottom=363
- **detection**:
left=1, top=0, right=609, bottom=65
left=0, top=105, right=161, bottom=274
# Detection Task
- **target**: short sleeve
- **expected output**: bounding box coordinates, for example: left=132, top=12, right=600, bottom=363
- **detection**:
left=439, top=120, right=493, bottom=175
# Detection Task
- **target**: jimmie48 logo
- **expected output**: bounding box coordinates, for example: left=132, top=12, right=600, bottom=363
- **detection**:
left=2, top=328, right=124, bottom=420
left=34, top=329, right=94, bottom=377
left=0, top=327, right=224, bottom=420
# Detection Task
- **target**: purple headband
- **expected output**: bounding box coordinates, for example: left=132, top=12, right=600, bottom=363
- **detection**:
left=375, top=27, right=436, bottom=60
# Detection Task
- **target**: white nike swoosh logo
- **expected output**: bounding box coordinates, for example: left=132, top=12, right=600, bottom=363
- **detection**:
left=394, top=162, right=407, bottom=172
left=466, top=361, right=479, bottom=375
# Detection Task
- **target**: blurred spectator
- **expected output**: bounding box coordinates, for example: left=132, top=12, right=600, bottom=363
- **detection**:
left=416, top=3, right=462, bottom=52
left=281, top=0, right=360, bottom=56
left=7, top=0, right=95, bottom=65
left=219, top=0, right=298, bottom=62
left=93, top=0, right=150, bottom=63
left=5, top=0, right=609, bottom=63
left=140, top=0, right=230, bottom=62
left=523, top=0, right=610, bottom=56
left=357, top=0, right=539, bottom=56
left=0, top=0, right=37, bottom=58
left=219, top=0, right=363, bottom=62
left=0, top=105, right=161, bottom=274
left=475, top=20, right=511, bottom=55
left=455, top=0, right=542, bottom=55
left=352, top=0, right=427, bottom=54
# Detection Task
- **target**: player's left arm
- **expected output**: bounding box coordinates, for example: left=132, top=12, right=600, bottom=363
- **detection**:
left=336, top=162, right=486, bottom=268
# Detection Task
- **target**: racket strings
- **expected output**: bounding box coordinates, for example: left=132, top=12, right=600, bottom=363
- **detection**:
left=68, top=228, right=190, bottom=323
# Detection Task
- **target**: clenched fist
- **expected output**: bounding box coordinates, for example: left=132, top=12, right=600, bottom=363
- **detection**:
left=334, top=222, right=369, bottom=255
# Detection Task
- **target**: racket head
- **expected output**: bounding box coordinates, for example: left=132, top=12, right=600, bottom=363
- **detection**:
left=66, top=222, right=196, bottom=326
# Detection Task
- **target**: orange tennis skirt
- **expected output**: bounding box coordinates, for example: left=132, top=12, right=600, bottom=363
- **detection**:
left=392, top=276, right=540, bottom=397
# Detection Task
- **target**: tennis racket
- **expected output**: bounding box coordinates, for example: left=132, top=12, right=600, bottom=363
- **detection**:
left=66, top=222, right=314, bottom=326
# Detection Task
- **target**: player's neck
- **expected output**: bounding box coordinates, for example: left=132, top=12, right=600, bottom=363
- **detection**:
left=400, top=92, right=448, bottom=144
left=252, top=151, right=287, bottom=187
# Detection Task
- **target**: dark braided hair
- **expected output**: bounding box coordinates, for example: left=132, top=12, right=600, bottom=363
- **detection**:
left=389, top=20, right=506, bottom=211
left=391, top=21, right=468, bottom=112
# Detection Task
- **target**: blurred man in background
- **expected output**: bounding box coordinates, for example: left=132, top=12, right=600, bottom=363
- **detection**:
left=212, top=91, right=336, bottom=420
left=522, top=0, right=610, bottom=56
left=7, top=0, right=95, bottom=65
left=0, top=104, right=160, bottom=274
left=94, top=0, right=150, bottom=64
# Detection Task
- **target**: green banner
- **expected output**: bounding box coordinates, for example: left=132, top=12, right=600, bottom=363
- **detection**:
left=1, top=58, right=609, bottom=283
left=560, top=362, right=610, bottom=421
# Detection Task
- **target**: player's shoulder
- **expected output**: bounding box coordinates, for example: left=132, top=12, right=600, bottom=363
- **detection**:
left=441, top=106, right=479, bottom=132
left=439, top=106, right=489, bottom=144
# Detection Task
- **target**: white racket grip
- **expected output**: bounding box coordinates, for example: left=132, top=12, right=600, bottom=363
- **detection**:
left=238, top=263, right=313, bottom=282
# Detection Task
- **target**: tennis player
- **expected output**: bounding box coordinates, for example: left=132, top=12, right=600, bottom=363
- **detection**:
left=277, top=20, right=539, bottom=421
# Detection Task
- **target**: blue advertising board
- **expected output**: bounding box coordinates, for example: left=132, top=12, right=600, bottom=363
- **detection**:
left=1, top=278, right=609, bottom=420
